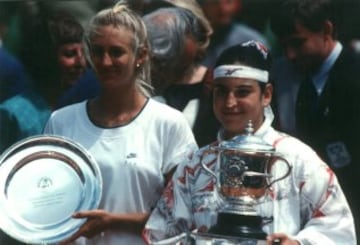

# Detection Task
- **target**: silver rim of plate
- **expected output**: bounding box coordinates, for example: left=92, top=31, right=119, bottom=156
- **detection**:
left=0, top=135, right=102, bottom=244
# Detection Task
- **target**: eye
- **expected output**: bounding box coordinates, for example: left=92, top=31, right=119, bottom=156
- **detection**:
left=234, top=88, right=251, bottom=98
left=214, top=86, right=228, bottom=97
left=109, top=47, right=124, bottom=58
left=90, top=46, right=104, bottom=57
left=62, top=49, right=79, bottom=58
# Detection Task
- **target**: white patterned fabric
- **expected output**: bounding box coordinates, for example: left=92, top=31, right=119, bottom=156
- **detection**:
left=144, top=108, right=356, bottom=245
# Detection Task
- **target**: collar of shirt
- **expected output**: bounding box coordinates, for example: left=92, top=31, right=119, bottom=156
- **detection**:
left=312, top=41, right=342, bottom=95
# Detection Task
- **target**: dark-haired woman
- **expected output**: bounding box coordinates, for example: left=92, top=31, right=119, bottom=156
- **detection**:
left=144, top=41, right=355, bottom=245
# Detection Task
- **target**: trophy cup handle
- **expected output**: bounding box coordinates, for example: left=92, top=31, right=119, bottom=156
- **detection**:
left=199, top=147, right=217, bottom=180
left=267, top=155, right=292, bottom=187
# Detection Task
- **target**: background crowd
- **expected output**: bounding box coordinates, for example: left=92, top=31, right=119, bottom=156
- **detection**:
left=1, top=0, right=360, bottom=244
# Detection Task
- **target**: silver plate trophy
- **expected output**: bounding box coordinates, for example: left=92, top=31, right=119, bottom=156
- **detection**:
left=0, top=135, right=102, bottom=244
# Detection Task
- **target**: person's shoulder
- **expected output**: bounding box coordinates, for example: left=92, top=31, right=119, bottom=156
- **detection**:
left=0, top=91, right=43, bottom=111
left=270, top=56, right=300, bottom=76
left=270, top=131, right=318, bottom=159
left=51, top=101, right=86, bottom=119
left=272, top=131, right=332, bottom=178
left=276, top=134, right=311, bottom=149
left=176, top=140, right=218, bottom=170
left=337, top=46, right=360, bottom=67
left=331, top=46, right=360, bottom=88
left=271, top=56, right=293, bottom=71
left=191, top=140, right=219, bottom=158
left=0, top=47, right=23, bottom=70
left=229, top=23, right=269, bottom=47
left=0, top=93, right=26, bottom=108
left=148, top=98, right=185, bottom=118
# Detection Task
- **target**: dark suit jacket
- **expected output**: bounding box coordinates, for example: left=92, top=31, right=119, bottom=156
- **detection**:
left=271, top=46, right=360, bottom=233
left=307, top=47, right=360, bottom=215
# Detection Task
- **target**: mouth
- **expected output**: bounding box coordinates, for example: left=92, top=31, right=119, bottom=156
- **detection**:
left=222, top=110, right=242, bottom=115
left=97, top=69, right=118, bottom=77
left=63, top=70, right=85, bottom=83
left=221, top=112, right=243, bottom=122
left=97, top=71, right=121, bottom=83
left=99, top=73, right=116, bottom=80
left=69, top=70, right=84, bottom=77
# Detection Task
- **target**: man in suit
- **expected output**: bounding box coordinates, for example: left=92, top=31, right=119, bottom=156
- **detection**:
left=269, top=0, right=360, bottom=237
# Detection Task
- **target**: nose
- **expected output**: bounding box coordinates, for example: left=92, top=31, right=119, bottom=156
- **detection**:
left=284, top=46, right=297, bottom=62
left=219, top=0, right=234, bottom=9
left=219, top=1, right=227, bottom=9
left=75, top=51, right=86, bottom=66
left=225, top=92, right=237, bottom=108
left=101, top=52, right=113, bottom=66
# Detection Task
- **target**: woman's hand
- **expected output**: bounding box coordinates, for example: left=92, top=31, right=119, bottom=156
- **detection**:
left=59, top=209, right=112, bottom=244
left=59, top=210, right=150, bottom=244
left=266, top=233, right=300, bottom=245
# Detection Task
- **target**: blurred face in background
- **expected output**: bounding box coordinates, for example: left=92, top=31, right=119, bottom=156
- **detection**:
left=57, top=43, right=86, bottom=88
left=199, top=0, right=240, bottom=30
left=278, top=21, right=334, bottom=74
left=173, top=35, right=200, bottom=82
left=150, top=34, right=200, bottom=93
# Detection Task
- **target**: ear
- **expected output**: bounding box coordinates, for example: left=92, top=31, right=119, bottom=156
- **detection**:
left=262, top=83, right=273, bottom=107
left=135, top=46, right=148, bottom=67
left=323, top=20, right=334, bottom=38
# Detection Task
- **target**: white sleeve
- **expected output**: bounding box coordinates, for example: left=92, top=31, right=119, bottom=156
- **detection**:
left=144, top=152, right=199, bottom=243
left=293, top=153, right=356, bottom=245
left=161, top=113, right=198, bottom=174
left=42, top=114, right=55, bottom=134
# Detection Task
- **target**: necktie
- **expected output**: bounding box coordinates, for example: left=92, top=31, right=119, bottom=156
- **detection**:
left=295, top=76, right=319, bottom=137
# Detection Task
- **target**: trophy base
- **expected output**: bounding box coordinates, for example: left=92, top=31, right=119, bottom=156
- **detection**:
left=191, top=231, right=266, bottom=245
left=208, top=213, right=267, bottom=240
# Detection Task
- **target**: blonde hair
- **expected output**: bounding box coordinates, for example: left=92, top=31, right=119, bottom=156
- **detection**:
left=84, top=1, right=153, bottom=96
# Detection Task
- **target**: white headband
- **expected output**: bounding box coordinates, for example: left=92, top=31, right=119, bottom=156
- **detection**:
left=213, top=65, right=269, bottom=83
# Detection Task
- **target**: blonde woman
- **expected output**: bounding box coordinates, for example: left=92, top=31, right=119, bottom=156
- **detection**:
left=44, top=2, right=197, bottom=244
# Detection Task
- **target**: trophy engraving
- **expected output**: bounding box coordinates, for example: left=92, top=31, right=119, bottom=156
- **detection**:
left=38, top=176, right=53, bottom=189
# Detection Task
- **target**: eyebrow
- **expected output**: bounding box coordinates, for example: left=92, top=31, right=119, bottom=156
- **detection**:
left=213, top=83, right=254, bottom=89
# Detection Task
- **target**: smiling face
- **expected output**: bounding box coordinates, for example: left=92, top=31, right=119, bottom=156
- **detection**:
left=89, top=25, right=145, bottom=90
left=57, top=43, right=86, bottom=87
left=213, top=77, right=272, bottom=139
